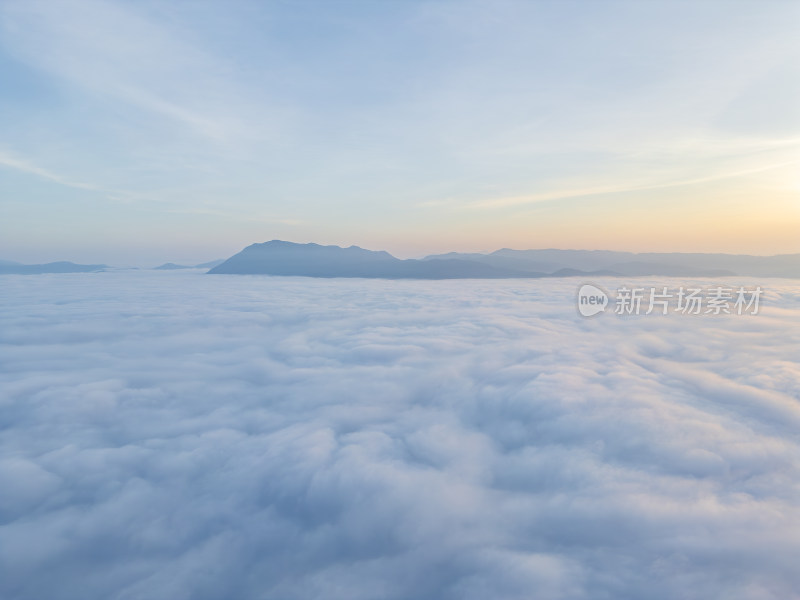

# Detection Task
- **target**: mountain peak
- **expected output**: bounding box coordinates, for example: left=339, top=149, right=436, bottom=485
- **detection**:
left=208, top=241, right=539, bottom=278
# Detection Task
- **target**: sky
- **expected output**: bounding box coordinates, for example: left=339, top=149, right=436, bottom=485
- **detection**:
left=2, top=271, right=800, bottom=599
left=0, top=0, right=798, bottom=266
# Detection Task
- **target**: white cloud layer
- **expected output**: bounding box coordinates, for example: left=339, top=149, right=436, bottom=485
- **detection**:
left=1, top=271, right=799, bottom=599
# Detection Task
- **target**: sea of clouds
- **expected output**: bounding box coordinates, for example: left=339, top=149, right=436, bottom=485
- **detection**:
left=1, top=270, right=799, bottom=600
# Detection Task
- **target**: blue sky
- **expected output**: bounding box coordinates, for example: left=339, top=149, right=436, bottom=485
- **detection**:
left=1, top=0, right=798, bottom=265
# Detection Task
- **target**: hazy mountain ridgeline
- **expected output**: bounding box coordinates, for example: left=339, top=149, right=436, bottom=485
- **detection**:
left=209, top=241, right=800, bottom=278
left=0, top=259, right=225, bottom=274
left=153, top=260, right=225, bottom=270
left=0, top=260, right=108, bottom=274
left=207, top=241, right=546, bottom=279
left=4, top=244, right=799, bottom=278
left=154, top=263, right=193, bottom=270
left=424, top=248, right=800, bottom=278
left=195, top=259, right=226, bottom=269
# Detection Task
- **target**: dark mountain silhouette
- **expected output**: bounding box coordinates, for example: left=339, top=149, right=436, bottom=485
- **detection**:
left=209, top=241, right=800, bottom=279
left=5, top=246, right=797, bottom=278
left=0, top=261, right=108, bottom=275
left=208, top=241, right=546, bottom=279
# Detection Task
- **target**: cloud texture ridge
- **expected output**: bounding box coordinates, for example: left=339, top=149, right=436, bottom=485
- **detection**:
left=1, top=271, right=799, bottom=599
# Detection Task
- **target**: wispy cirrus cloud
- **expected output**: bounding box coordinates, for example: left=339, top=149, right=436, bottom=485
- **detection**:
left=0, top=150, right=102, bottom=191
left=466, top=156, right=800, bottom=210
left=1, top=0, right=798, bottom=257
left=0, top=0, right=276, bottom=146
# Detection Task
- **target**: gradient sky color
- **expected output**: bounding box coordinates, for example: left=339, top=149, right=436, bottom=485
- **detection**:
left=1, top=0, right=799, bottom=266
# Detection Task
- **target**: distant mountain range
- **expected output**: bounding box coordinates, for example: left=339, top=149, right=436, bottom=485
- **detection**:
left=154, top=260, right=225, bottom=270
left=0, top=259, right=226, bottom=274
left=0, top=260, right=108, bottom=274
left=207, top=241, right=800, bottom=278
left=4, top=244, right=798, bottom=278
left=208, top=241, right=542, bottom=278
left=422, top=248, right=800, bottom=278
